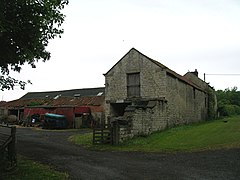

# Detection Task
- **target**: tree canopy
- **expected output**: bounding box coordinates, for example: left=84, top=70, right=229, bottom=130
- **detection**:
left=0, top=0, right=69, bottom=90
left=216, top=87, right=240, bottom=116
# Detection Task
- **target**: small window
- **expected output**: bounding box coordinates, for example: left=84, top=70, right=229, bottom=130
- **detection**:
left=127, top=73, right=140, bottom=97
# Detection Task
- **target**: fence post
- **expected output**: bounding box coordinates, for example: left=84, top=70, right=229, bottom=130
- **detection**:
left=9, top=126, right=17, bottom=168
left=0, top=125, right=17, bottom=172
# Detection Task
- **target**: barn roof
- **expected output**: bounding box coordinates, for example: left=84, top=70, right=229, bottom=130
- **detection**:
left=0, top=101, right=7, bottom=107
left=4, top=87, right=105, bottom=108
left=20, top=87, right=105, bottom=99
left=104, top=48, right=205, bottom=92
left=5, top=96, right=105, bottom=108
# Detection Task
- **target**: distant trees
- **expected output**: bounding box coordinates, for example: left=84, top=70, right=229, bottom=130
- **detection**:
left=0, top=0, right=69, bottom=90
left=216, top=87, right=240, bottom=116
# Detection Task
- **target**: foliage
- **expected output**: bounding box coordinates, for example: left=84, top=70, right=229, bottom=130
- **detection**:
left=0, top=0, right=69, bottom=90
left=208, top=88, right=217, bottom=119
left=216, top=87, right=240, bottom=116
left=0, top=115, right=8, bottom=123
left=0, top=155, right=69, bottom=180
left=69, top=116, right=240, bottom=152
left=27, top=101, right=43, bottom=106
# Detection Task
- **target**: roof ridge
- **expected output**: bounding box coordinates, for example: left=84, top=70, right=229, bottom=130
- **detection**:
left=25, top=87, right=105, bottom=94
left=20, top=87, right=105, bottom=100
left=108, top=48, right=205, bottom=92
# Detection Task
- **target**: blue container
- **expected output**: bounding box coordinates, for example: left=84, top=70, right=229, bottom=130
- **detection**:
left=43, top=113, right=68, bottom=129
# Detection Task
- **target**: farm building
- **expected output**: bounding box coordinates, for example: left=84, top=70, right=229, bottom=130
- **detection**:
left=0, top=87, right=105, bottom=128
left=104, top=48, right=217, bottom=143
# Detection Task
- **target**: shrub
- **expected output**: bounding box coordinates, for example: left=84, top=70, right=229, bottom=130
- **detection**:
left=0, top=115, right=8, bottom=124
left=218, top=104, right=240, bottom=116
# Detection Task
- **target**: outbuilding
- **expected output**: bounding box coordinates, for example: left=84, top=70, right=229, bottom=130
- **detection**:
left=104, top=48, right=217, bottom=143
left=0, top=87, right=105, bottom=128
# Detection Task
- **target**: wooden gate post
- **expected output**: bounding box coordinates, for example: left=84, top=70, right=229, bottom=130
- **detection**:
left=112, top=121, right=120, bottom=145
left=9, top=126, right=17, bottom=167
left=0, top=125, right=17, bottom=172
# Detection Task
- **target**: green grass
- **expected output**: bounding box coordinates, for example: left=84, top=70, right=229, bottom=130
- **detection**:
left=69, top=116, right=240, bottom=152
left=1, top=156, right=69, bottom=180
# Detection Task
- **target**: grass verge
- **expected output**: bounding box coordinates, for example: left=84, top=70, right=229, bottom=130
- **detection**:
left=1, top=156, right=69, bottom=180
left=69, top=116, right=240, bottom=152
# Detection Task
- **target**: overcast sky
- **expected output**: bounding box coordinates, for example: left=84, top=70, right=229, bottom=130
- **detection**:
left=1, top=0, right=240, bottom=101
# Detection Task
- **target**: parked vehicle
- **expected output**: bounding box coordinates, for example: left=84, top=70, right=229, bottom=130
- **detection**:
left=42, top=113, right=68, bottom=129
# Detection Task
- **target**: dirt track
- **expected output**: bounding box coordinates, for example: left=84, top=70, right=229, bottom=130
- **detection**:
left=16, top=127, right=240, bottom=180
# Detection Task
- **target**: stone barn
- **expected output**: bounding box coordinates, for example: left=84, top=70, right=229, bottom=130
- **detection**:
left=104, top=48, right=217, bottom=143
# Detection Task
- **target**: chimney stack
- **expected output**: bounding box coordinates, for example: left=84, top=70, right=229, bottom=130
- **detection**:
left=192, top=69, right=198, bottom=77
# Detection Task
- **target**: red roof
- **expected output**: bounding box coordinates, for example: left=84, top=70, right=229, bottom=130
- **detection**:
left=4, top=96, right=104, bottom=108
left=0, top=101, right=7, bottom=107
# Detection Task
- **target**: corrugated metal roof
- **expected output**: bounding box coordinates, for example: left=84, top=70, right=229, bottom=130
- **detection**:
left=20, top=87, right=105, bottom=99
left=4, top=88, right=105, bottom=108
left=5, top=96, right=105, bottom=108
left=0, top=101, right=7, bottom=107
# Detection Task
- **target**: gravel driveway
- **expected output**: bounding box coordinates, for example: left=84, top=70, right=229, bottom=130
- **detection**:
left=16, top=127, right=240, bottom=180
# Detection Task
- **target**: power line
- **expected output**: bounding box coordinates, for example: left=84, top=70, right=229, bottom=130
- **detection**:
left=205, top=74, right=240, bottom=76
left=204, top=73, right=240, bottom=81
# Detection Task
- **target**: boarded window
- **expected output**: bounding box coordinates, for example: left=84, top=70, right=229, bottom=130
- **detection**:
left=127, top=73, right=140, bottom=97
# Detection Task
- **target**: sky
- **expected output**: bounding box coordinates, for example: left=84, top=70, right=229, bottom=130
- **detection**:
left=1, top=0, right=240, bottom=101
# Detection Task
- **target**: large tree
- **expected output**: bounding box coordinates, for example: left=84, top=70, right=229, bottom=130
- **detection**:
left=0, top=0, right=69, bottom=90
left=216, top=87, right=240, bottom=116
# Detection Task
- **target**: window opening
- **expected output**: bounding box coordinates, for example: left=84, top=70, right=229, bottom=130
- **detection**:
left=127, top=73, right=140, bottom=97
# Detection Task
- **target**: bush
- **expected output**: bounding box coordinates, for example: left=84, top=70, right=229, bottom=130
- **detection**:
left=218, top=104, right=240, bottom=116
left=0, top=115, right=8, bottom=124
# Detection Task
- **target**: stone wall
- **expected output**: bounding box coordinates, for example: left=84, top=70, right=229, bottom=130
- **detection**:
left=131, top=100, right=168, bottom=135
left=165, top=75, right=208, bottom=127
left=117, top=100, right=168, bottom=143
left=184, top=72, right=217, bottom=119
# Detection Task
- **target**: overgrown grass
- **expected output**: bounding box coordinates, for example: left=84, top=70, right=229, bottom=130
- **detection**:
left=69, top=116, right=240, bottom=152
left=1, top=156, right=69, bottom=180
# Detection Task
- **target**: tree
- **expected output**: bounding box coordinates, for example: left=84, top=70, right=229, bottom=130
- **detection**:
left=216, top=87, right=240, bottom=116
left=0, top=0, right=69, bottom=90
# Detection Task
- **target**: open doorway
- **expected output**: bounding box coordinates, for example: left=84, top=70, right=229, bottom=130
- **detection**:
left=110, top=103, right=130, bottom=117
left=8, top=108, right=24, bottom=121
left=74, top=113, right=91, bottom=128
